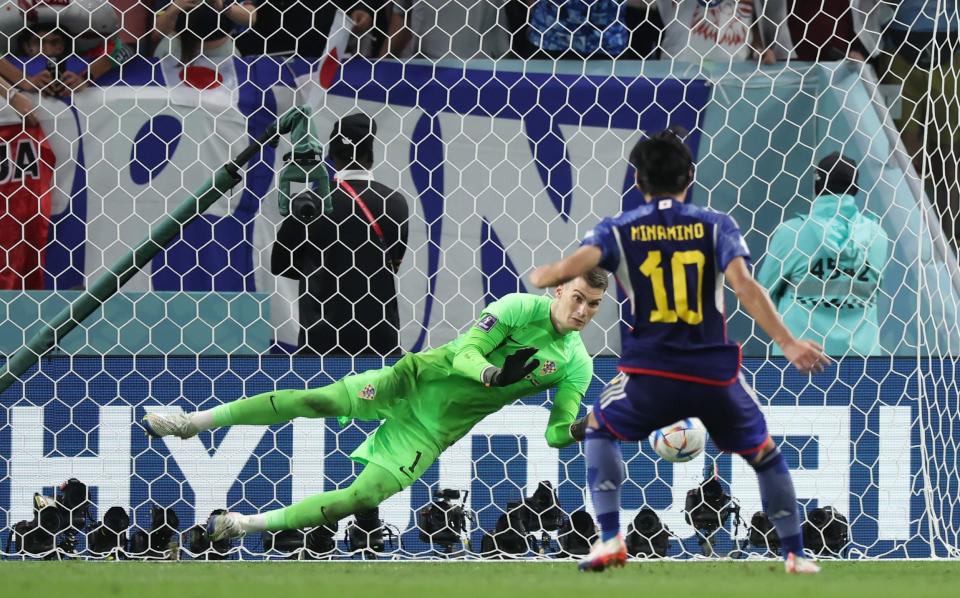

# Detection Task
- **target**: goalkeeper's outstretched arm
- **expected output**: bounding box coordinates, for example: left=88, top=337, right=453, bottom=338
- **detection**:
left=451, top=295, right=541, bottom=386
left=451, top=323, right=510, bottom=383
left=544, top=346, right=593, bottom=448
left=544, top=386, right=584, bottom=448
left=451, top=325, right=539, bottom=387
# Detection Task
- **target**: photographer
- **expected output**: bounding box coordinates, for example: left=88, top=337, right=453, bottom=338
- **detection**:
left=0, top=3, right=129, bottom=96
left=271, top=113, right=409, bottom=356
left=0, top=24, right=69, bottom=95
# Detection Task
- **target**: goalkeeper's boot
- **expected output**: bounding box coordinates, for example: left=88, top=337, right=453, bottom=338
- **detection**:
left=142, top=412, right=197, bottom=440
left=207, top=512, right=246, bottom=542
left=578, top=534, right=627, bottom=572
left=785, top=552, right=821, bottom=574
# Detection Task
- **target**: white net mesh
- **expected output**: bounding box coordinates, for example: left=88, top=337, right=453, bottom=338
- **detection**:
left=0, top=0, right=958, bottom=560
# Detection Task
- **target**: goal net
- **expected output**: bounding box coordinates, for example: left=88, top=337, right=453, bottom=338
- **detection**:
left=0, top=0, right=958, bottom=560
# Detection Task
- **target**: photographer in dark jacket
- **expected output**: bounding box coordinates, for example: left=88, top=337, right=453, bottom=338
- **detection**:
left=272, top=113, right=409, bottom=356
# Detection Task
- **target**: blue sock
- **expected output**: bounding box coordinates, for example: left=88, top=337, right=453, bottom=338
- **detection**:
left=585, top=428, right=624, bottom=542
left=752, top=446, right=804, bottom=558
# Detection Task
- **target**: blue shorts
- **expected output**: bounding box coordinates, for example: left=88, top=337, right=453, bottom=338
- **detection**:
left=593, top=372, right=769, bottom=454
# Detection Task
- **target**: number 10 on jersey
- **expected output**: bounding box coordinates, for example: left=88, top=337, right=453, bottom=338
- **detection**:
left=639, top=249, right=706, bottom=324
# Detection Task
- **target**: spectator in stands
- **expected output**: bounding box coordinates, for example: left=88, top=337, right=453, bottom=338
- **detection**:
left=111, top=0, right=152, bottom=51
left=11, top=24, right=117, bottom=96
left=879, top=1, right=959, bottom=246
left=0, top=75, right=38, bottom=127
left=0, top=74, right=53, bottom=290
left=153, top=0, right=257, bottom=62
left=235, top=1, right=378, bottom=58
left=788, top=1, right=875, bottom=62
left=355, top=3, right=397, bottom=59
left=757, top=153, right=889, bottom=356
left=0, top=3, right=130, bottom=96
left=526, top=0, right=630, bottom=59
left=656, top=0, right=793, bottom=64
left=625, top=0, right=665, bottom=59
left=5, top=24, right=69, bottom=96
left=788, top=1, right=897, bottom=63
left=379, top=2, right=413, bottom=58
left=381, top=0, right=512, bottom=60
left=501, top=0, right=538, bottom=58
left=272, top=113, right=410, bottom=356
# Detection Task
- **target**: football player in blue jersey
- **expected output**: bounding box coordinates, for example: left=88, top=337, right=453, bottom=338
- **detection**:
left=530, top=128, right=830, bottom=574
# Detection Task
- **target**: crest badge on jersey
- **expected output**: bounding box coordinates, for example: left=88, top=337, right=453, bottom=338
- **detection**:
left=359, top=384, right=377, bottom=400
left=477, top=314, right=498, bottom=332
left=540, top=361, right=557, bottom=376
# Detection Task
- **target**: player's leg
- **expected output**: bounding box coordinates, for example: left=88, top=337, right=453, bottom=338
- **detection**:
left=207, top=461, right=403, bottom=541
left=579, top=373, right=677, bottom=571
left=142, top=384, right=353, bottom=439
left=702, top=376, right=820, bottom=574
left=579, top=421, right=627, bottom=572
left=207, top=415, right=442, bottom=541
left=746, top=439, right=819, bottom=574
left=585, top=377, right=629, bottom=543
left=143, top=354, right=421, bottom=439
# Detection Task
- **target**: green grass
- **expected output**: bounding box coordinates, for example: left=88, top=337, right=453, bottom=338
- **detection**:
left=2, top=561, right=958, bottom=598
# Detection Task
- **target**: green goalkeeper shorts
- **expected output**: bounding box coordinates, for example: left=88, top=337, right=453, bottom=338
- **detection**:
left=351, top=415, right=443, bottom=489
left=340, top=352, right=450, bottom=488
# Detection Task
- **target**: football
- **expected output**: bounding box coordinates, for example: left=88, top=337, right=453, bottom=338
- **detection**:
left=649, top=418, right=707, bottom=462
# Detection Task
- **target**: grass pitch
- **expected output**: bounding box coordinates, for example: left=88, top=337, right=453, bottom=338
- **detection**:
left=2, top=561, right=957, bottom=598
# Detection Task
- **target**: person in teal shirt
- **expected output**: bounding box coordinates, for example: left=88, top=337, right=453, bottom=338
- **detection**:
left=757, top=153, right=889, bottom=357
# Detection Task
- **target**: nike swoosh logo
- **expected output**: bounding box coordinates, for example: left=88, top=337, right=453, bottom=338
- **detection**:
left=269, top=394, right=278, bottom=415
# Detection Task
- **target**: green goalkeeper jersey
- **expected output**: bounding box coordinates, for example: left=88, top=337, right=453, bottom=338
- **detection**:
left=403, top=292, right=593, bottom=449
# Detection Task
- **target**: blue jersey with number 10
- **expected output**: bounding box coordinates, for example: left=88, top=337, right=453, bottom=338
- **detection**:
left=582, top=198, right=751, bottom=384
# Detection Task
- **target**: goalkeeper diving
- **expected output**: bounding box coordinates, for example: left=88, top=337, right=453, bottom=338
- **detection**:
left=143, top=271, right=608, bottom=540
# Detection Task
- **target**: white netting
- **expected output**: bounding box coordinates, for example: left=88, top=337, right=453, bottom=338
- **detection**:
left=0, top=0, right=958, bottom=560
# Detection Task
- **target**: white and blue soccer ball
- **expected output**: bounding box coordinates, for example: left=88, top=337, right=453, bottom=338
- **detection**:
left=649, top=418, right=707, bottom=462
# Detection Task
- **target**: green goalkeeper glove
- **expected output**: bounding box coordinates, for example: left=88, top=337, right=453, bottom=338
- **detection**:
left=483, top=347, right=539, bottom=387
left=569, top=416, right=588, bottom=442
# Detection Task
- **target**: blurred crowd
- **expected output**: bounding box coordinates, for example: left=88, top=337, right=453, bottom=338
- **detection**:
left=0, top=2, right=951, bottom=240
left=97, top=1, right=905, bottom=62
left=0, top=1, right=955, bottom=359
left=0, top=2, right=946, bottom=66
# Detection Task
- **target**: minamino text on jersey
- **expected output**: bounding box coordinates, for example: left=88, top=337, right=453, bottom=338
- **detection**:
left=631, top=223, right=706, bottom=242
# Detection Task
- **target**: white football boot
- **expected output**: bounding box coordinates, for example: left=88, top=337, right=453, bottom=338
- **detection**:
left=578, top=534, right=628, bottom=572
left=142, top=412, right=197, bottom=440
left=207, top=512, right=246, bottom=542
left=785, top=552, right=821, bottom=574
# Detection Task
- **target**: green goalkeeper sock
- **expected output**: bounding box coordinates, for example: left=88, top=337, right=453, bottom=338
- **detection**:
left=205, top=383, right=352, bottom=429
left=259, top=463, right=402, bottom=531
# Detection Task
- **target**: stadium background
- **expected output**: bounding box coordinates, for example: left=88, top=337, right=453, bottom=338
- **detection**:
left=0, top=1, right=958, bottom=560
